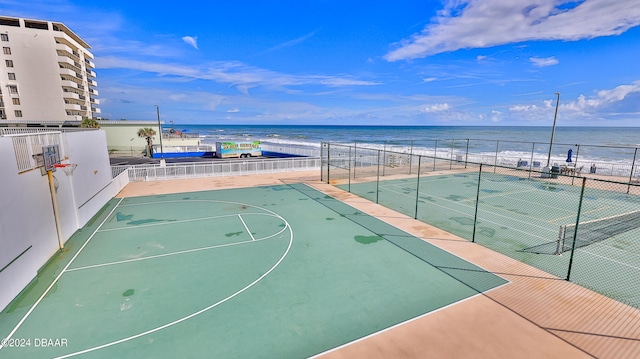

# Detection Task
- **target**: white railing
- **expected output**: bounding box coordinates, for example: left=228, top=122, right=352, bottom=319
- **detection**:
left=112, top=157, right=321, bottom=181
left=2, top=132, right=65, bottom=173
left=0, top=127, right=96, bottom=135
left=261, top=143, right=320, bottom=157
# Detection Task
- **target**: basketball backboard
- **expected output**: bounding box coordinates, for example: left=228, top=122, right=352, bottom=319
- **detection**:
left=43, top=145, right=61, bottom=172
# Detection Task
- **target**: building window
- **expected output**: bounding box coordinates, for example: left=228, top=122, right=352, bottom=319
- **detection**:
left=0, top=34, right=8, bottom=42
left=7, top=72, right=15, bottom=80
left=5, top=59, right=13, bottom=67
left=7, top=85, right=18, bottom=94
left=14, top=110, right=22, bottom=117
left=2, top=47, right=10, bottom=55
left=12, top=98, right=20, bottom=105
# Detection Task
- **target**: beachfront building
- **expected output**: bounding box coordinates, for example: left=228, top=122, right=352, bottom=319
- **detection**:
left=0, top=16, right=99, bottom=122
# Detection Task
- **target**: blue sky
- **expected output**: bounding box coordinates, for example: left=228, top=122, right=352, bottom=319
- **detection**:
left=3, top=0, right=640, bottom=125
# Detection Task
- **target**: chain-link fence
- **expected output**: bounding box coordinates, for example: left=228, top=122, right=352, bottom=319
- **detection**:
left=322, top=142, right=640, bottom=309
left=333, top=138, right=640, bottom=183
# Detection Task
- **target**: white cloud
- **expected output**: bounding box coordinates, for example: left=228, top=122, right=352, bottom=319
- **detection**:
left=385, top=0, right=640, bottom=61
left=508, top=81, right=640, bottom=122
left=421, top=103, right=450, bottom=112
left=97, top=56, right=381, bottom=89
left=182, top=36, right=199, bottom=50
left=530, top=56, right=559, bottom=67
left=227, top=108, right=240, bottom=113
left=422, top=77, right=437, bottom=83
left=510, top=104, right=540, bottom=112
left=490, top=110, right=501, bottom=122
left=564, top=81, right=640, bottom=113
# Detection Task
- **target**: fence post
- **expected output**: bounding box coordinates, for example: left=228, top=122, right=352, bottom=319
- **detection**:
left=465, top=138, right=469, bottom=168
left=348, top=146, right=352, bottom=192
left=566, top=177, right=587, bottom=281
left=353, top=141, right=357, bottom=178
left=376, top=150, right=381, bottom=204
left=409, top=140, right=414, bottom=175
left=472, top=164, right=483, bottom=243
left=450, top=139, right=454, bottom=170
left=528, top=142, right=535, bottom=179
left=494, top=140, right=499, bottom=173
left=383, top=141, right=387, bottom=176
left=320, top=142, right=325, bottom=182
left=628, top=147, right=638, bottom=194
left=572, top=144, right=581, bottom=185
left=326, top=143, right=331, bottom=184
left=433, top=139, right=438, bottom=171
left=414, top=155, right=422, bottom=219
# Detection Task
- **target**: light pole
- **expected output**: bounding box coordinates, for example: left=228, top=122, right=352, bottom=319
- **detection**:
left=546, top=92, right=560, bottom=168
left=155, top=105, right=164, bottom=161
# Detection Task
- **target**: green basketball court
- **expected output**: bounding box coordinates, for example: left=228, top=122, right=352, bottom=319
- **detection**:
left=0, top=183, right=506, bottom=358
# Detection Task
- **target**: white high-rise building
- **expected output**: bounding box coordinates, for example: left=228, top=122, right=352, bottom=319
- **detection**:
left=0, top=16, right=100, bottom=122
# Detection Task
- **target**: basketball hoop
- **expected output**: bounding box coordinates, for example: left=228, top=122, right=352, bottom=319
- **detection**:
left=54, top=163, right=78, bottom=176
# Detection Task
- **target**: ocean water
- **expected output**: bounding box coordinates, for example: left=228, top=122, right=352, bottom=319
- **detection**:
left=174, top=125, right=640, bottom=173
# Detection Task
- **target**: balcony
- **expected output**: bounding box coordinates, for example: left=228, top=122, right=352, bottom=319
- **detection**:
left=60, top=75, right=82, bottom=86
left=58, top=56, right=76, bottom=68
left=85, top=59, right=95, bottom=68
left=90, top=98, right=100, bottom=105
left=92, top=107, right=101, bottom=114
left=88, top=79, right=97, bottom=87
left=65, top=103, right=81, bottom=111
left=59, top=68, right=78, bottom=78
left=56, top=43, right=73, bottom=53
left=56, top=45, right=80, bottom=61
left=86, top=69, right=96, bottom=78
left=89, top=88, right=98, bottom=96
left=61, top=80, right=80, bottom=89
left=63, top=92, right=80, bottom=100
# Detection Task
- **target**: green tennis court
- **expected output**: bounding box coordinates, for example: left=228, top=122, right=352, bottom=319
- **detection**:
left=0, top=183, right=506, bottom=359
left=340, top=170, right=640, bottom=307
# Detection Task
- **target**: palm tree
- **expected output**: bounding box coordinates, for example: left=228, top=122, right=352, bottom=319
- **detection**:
left=137, top=128, right=156, bottom=157
left=80, top=117, right=100, bottom=128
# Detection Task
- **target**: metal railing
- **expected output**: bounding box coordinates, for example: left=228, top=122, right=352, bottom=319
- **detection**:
left=112, top=157, right=321, bottom=181
left=2, top=132, right=65, bottom=173
left=346, top=138, right=640, bottom=182
left=261, top=143, right=320, bottom=157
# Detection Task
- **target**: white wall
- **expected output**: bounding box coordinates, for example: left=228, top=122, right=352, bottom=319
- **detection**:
left=0, top=130, right=128, bottom=311
left=0, top=138, right=60, bottom=311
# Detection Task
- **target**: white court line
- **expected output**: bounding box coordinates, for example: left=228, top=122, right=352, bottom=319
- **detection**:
left=97, top=212, right=271, bottom=232
left=383, top=183, right=555, bottom=234
left=381, top=182, right=640, bottom=274
left=68, top=240, right=248, bottom=272
left=0, top=198, right=124, bottom=352
left=53, top=203, right=293, bottom=359
left=237, top=214, right=256, bottom=241
left=459, top=188, right=538, bottom=202
left=578, top=247, right=640, bottom=271
left=66, top=213, right=289, bottom=272
left=380, top=185, right=555, bottom=242
left=308, top=275, right=511, bottom=358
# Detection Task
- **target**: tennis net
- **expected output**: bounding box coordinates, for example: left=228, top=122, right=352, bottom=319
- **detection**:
left=519, top=209, right=640, bottom=255
left=554, top=209, right=640, bottom=254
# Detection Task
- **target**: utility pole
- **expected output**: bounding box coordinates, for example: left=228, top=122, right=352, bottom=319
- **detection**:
left=155, top=105, right=165, bottom=166
left=546, top=92, right=560, bottom=167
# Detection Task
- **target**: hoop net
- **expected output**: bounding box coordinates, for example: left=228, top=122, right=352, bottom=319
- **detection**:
left=54, top=163, right=78, bottom=176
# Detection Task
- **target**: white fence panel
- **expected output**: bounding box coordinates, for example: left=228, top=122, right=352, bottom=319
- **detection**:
left=114, top=157, right=321, bottom=182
